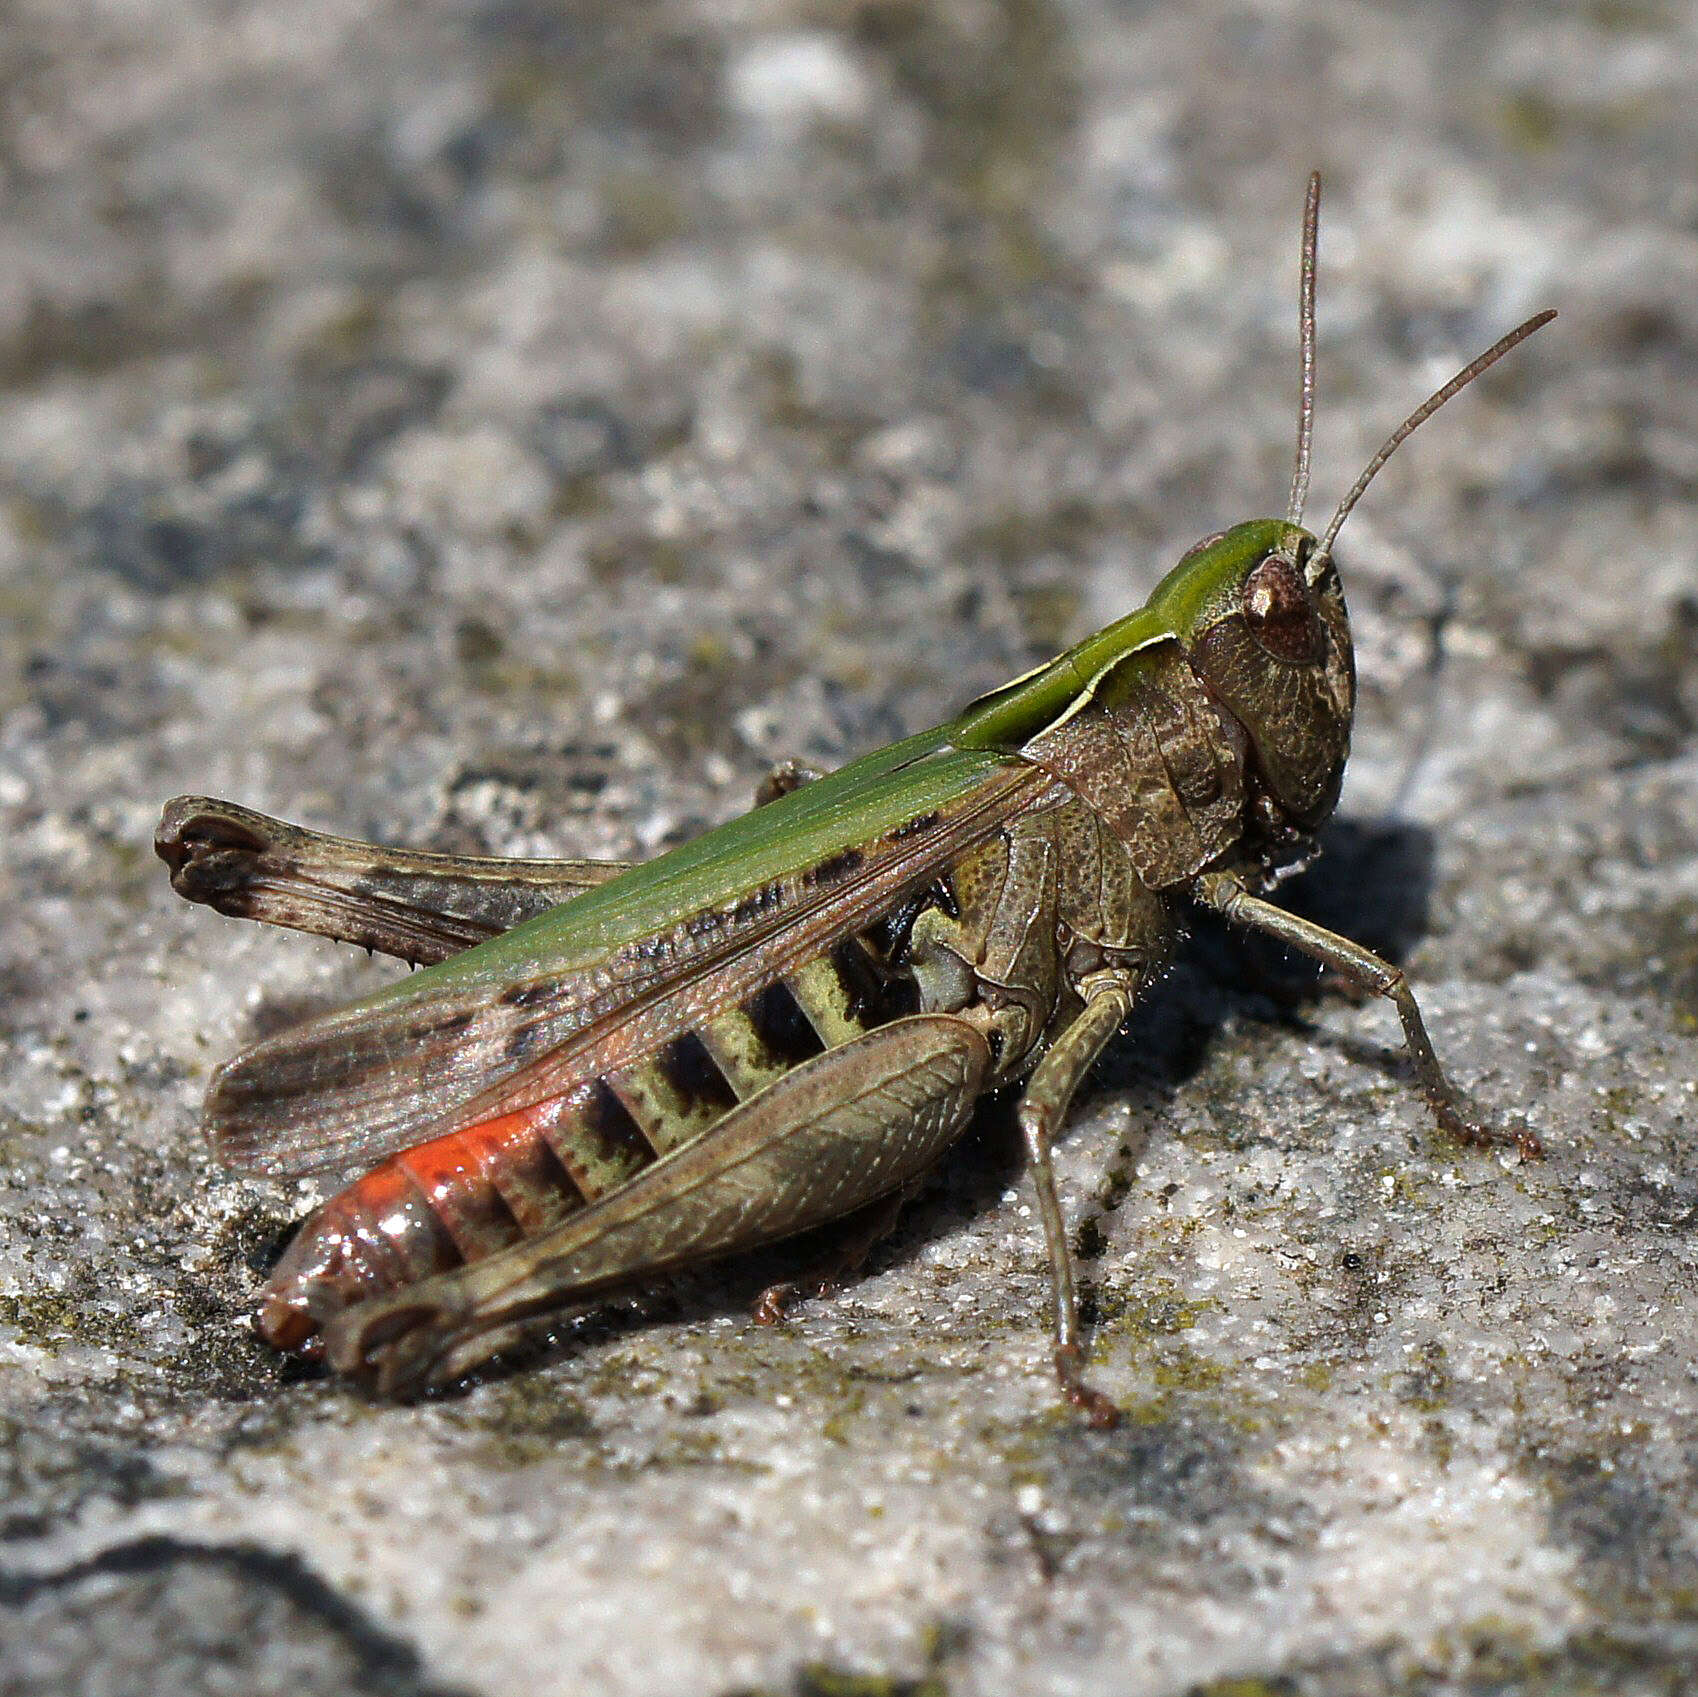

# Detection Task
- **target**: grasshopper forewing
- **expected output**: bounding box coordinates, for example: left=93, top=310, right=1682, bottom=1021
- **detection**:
left=172, top=736, right=1048, bottom=1179
left=159, top=177, right=1552, bottom=1422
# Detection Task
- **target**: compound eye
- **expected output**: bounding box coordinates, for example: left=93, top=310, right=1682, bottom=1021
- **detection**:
left=1243, top=553, right=1326, bottom=664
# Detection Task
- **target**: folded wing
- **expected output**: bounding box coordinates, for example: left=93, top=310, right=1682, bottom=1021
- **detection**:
left=206, top=737, right=1049, bottom=1178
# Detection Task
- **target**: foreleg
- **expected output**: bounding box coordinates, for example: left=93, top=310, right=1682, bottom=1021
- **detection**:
left=1193, top=870, right=1540, bottom=1159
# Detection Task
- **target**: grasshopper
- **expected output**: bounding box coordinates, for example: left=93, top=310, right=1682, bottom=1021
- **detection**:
left=157, top=178, right=1550, bottom=1423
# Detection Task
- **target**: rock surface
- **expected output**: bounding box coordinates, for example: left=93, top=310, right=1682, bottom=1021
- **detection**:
left=2, top=3, right=1696, bottom=1694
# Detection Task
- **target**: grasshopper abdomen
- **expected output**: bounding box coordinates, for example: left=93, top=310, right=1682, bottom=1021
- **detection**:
left=258, top=928, right=937, bottom=1357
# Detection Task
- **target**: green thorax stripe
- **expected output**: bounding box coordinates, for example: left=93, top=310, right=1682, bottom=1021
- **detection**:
left=949, top=519, right=1292, bottom=750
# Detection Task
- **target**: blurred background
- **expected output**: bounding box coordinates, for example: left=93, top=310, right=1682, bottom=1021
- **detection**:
left=1, top=4, right=1696, bottom=1695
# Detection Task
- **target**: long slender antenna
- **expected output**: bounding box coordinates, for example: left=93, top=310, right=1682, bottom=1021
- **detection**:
left=1315, top=308, right=1556, bottom=561
left=1286, top=171, right=1321, bottom=527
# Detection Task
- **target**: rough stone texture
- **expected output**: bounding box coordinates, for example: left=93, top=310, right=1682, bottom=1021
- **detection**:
left=1, top=3, right=1695, bottom=1694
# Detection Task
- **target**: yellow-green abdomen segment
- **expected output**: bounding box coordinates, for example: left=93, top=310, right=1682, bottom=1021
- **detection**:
left=255, top=932, right=926, bottom=1354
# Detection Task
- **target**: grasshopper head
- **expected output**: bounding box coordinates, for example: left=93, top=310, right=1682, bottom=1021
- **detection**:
left=1149, top=518, right=1354, bottom=839
left=1152, top=177, right=1552, bottom=859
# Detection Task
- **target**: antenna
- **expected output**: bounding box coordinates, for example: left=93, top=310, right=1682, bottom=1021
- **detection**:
left=1286, top=172, right=1320, bottom=527
left=1315, top=308, right=1557, bottom=562
left=1310, top=309, right=1562, bottom=560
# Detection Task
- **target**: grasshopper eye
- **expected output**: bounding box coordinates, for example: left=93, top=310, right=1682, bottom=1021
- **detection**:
left=1243, top=553, right=1325, bottom=664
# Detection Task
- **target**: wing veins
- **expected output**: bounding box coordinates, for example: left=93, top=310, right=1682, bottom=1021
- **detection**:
left=211, top=763, right=1053, bottom=1177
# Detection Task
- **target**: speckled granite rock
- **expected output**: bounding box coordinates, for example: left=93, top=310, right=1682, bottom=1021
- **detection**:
left=2, top=3, right=1696, bottom=1694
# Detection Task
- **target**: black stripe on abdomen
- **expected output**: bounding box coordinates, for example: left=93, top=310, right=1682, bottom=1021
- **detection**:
left=745, top=978, right=827, bottom=1065
left=518, top=946, right=898, bottom=1199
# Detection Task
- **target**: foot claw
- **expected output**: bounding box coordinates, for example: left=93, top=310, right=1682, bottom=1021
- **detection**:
left=753, top=1282, right=797, bottom=1326
left=1434, top=1102, right=1543, bottom=1162
left=1055, top=1344, right=1119, bottom=1428
left=1070, top=1386, right=1121, bottom=1429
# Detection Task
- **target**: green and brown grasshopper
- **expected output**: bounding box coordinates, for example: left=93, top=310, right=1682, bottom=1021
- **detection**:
left=157, top=178, right=1550, bottom=1422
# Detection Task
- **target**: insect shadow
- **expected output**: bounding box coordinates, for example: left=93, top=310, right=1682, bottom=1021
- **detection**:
left=1096, top=812, right=1440, bottom=1102
left=1067, top=812, right=1443, bottom=1237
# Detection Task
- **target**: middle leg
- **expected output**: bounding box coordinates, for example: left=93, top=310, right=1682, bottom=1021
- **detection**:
left=752, top=1176, right=927, bottom=1325
left=1017, top=971, right=1139, bottom=1428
